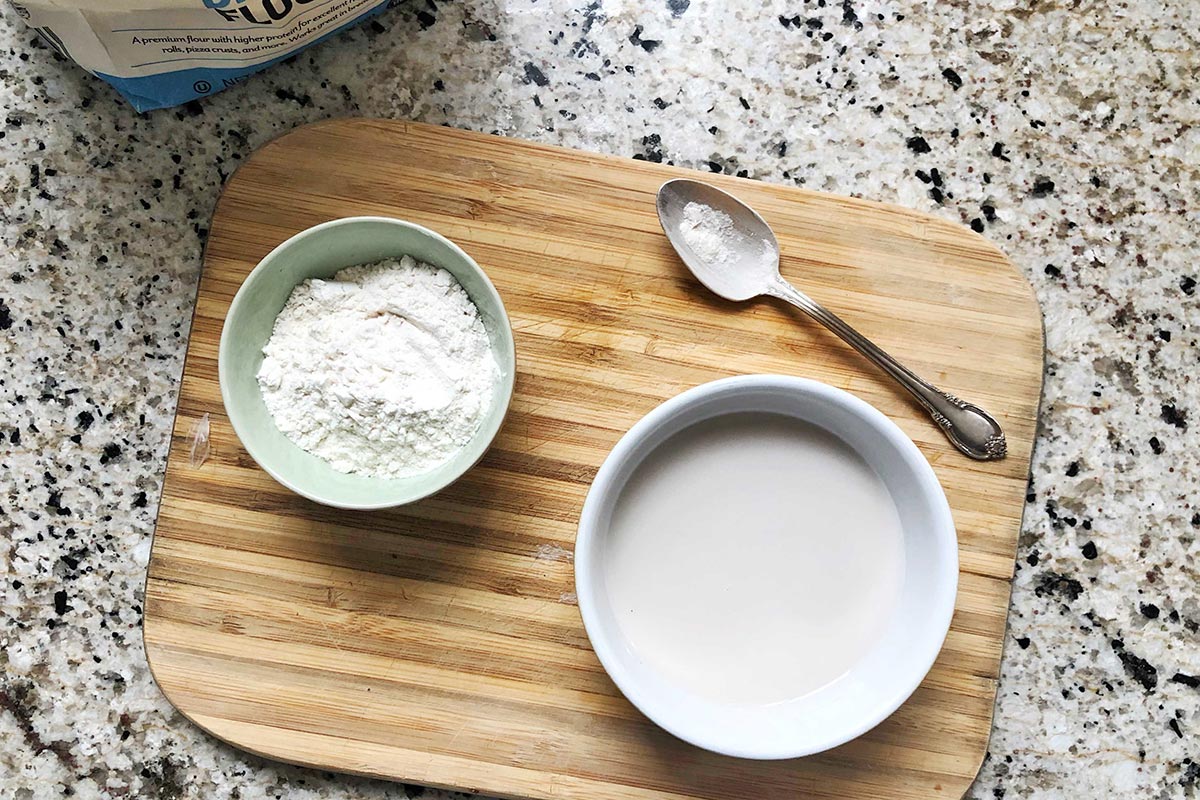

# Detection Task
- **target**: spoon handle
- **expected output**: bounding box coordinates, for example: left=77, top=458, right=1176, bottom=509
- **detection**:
left=767, top=278, right=1007, bottom=460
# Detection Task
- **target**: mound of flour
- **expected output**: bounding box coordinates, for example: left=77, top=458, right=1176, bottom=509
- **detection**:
left=680, top=201, right=739, bottom=265
left=256, top=256, right=499, bottom=479
left=679, top=200, right=779, bottom=277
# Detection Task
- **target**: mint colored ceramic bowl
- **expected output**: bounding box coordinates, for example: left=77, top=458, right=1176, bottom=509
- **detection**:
left=218, top=217, right=515, bottom=510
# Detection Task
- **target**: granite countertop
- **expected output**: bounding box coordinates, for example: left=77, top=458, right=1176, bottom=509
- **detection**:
left=2, top=0, right=1197, bottom=797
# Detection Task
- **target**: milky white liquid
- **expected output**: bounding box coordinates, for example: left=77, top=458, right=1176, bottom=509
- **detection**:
left=603, top=413, right=905, bottom=705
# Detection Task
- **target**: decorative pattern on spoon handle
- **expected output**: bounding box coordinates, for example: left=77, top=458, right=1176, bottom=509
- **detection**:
left=930, top=398, right=1008, bottom=460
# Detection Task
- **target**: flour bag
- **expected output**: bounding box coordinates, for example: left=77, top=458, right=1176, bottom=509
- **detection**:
left=6, top=0, right=393, bottom=112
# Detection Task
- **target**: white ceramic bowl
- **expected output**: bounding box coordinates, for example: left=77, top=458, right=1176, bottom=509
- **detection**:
left=574, top=375, right=957, bottom=759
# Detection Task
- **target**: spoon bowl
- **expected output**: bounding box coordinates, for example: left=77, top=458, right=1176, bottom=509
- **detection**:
left=656, top=179, right=781, bottom=301
left=655, top=179, right=1007, bottom=461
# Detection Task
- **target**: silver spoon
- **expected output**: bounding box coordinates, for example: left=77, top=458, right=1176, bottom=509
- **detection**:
left=656, top=178, right=1006, bottom=461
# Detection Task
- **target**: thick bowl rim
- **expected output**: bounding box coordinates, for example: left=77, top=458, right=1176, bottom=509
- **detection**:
left=217, top=215, right=516, bottom=511
left=573, top=374, right=958, bottom=759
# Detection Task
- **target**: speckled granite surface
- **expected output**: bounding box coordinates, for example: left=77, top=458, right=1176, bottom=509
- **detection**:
left=1, top=0, right=1198, bottom=797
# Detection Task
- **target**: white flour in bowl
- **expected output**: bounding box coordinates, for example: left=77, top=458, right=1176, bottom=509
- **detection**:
left=256, top=257, right=499, bottom=479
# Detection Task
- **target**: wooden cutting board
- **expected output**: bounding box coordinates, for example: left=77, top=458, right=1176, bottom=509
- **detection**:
left=144, top=119, right=1044, bottom=800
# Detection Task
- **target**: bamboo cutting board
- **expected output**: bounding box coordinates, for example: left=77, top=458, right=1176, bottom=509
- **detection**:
left=144, top=119, right=1044, bottom=800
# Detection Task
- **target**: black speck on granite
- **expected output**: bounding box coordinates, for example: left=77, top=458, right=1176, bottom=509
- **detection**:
left=636, top=132, right=663, bottom=163
left=840, top=0, right=860, bottom=28
left=1183, top=762, right=1200, bottom=789
left=274, top=87, right=312, bottom=107
left=906, top=135, right=931, bottom=154
left=522, top=62, right=549, bottom=87
left=1111, top=639, right=1158, bottom=692
left=629, top=25, right=661, bottom=53
left=1035, top=571, right=1085, bottom=602
left=1161, top=404, right=1187, bottom=430
left=1031, top=177, right=1056, bottom=197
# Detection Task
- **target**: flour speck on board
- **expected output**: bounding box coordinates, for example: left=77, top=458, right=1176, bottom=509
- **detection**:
left=256, top=256, right=500, bottom=478
left=534, top=543, right=574, bottom=563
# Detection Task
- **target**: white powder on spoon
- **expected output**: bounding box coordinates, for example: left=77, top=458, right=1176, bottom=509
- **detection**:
left=679, top=201, right=739, bottom=265
left=256, top=256, right=499, bottom=479
left=678, top=200, right=778, bottom=277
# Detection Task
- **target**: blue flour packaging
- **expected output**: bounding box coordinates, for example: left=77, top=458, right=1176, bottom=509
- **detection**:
left=5, top=0, right=393, bottom=112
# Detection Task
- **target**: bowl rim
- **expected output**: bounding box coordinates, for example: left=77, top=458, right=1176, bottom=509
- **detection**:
left=217, top=215, right=516, bottom=511
left=573, top=374, right=958, bottom=759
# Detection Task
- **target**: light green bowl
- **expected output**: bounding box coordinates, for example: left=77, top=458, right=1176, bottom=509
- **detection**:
left=217, top=216, right=516, bottom=510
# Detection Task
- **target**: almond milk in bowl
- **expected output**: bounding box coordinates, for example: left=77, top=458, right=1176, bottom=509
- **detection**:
left=573, top=375, right=957, bottom=759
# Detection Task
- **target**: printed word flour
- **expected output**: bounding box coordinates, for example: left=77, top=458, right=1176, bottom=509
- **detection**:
left=257, top=256, right=499, bottom=479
